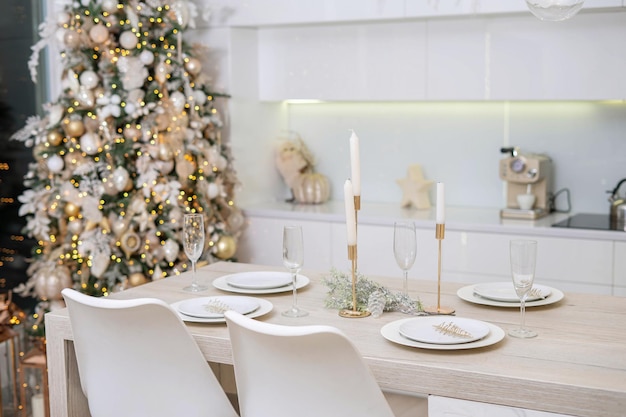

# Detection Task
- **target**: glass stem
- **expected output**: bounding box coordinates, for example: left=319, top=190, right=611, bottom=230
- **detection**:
left=520, top=298, right=526, bottom=330
left=291, top=270, right=298, bottom=311
left=191, top=260, right=197, bottom=287
left=403, top=270, right=408, bottom=296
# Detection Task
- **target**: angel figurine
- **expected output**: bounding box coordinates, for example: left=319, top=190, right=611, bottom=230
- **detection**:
left=275, top=134, right=330, bottom=204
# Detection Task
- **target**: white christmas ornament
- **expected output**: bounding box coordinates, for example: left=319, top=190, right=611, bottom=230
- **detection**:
left=79, top=132, right=101, bottom=155
left=119, top=31, right=137, bottom=50
left=76, top=86, right=95, bottom=108
left=163, top=238, right=179, bottom=263
left=207, top=182, right=220, bottom=199
left=47, top=154, right=65, bottom=173
left=112, top=167, right=130, bottom=191
left=79, top=70, right=99, bottom=89
left=139, top=49, right=154, bottom=65
left=170, top=0, right=190, bottom=27
left=154, top=61, right=171, bottom=84
left=170, top=91, right=186, bottom=112
left=90, top=252, right=110, bottom=278
left=89, top=23, right=109, bottom=44
left=101, top=0, right=118, bottom=13
left=193, top=90, right=207, bottom=105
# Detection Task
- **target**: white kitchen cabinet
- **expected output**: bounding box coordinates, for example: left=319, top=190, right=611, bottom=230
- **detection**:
left=257, top=21, right=428, bottom=101
left=238, top=212, right=617, bottom=295
left=250, top=9, right=626, bottom=101
left=442, top=230, right=614, bottom=294
left=613, top=241, right=626, bottom=296
left=217, top=0, right=623, bottom=28
left=236, top=217, right=333, bottom=271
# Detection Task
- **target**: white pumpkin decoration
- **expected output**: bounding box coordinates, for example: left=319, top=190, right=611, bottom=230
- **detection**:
left=293, top=172, right=330, bottom=204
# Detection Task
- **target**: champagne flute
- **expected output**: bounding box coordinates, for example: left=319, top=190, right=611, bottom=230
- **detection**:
left=183, top=213, right=208, bottom=292
left=393, top=221, right=417, bottom=296
left=509, top=240, right=538, bottom=338
left=282, top=225, right=308, bottom=317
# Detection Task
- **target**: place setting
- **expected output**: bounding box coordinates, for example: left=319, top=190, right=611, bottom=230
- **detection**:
left=171, top=295, right=274, bottom=324
left=212, top=270, right=310, bottom=294
left=381, top=316, right=505, bottom=350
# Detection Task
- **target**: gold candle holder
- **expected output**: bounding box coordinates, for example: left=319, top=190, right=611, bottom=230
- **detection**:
left=424, top=224, right=455, bottom=315
left=339, top=245, right=370, bottom=318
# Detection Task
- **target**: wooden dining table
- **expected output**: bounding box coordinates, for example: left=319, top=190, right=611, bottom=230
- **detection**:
left=45, top=261, right=626, bottom=417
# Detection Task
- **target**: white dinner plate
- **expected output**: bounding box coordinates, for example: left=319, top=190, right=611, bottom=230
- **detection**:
left=473, top=282, right=552, bottom=303
left=171, top=298, right=273, bottom=324
left=178, top=296, right=260, bottom=318
left=382, top=318, right=505, bottom=350
left=457, top=283, right=564, bottom=308
left=398, top=317, right=490, bottom=345
left=213, top=272, right=310, bottom=294
left=225, top=271, right=293, bottom=290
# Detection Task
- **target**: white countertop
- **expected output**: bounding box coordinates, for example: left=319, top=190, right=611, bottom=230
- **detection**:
left=241, top=199, right=626, bottom=242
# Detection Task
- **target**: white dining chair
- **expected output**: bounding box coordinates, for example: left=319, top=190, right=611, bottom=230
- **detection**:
left=61, top=288, right=239, bottom=417
left=224, top=310, right=427, bottom=417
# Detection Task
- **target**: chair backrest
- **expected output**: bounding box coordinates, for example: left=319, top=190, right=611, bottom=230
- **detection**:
left=61, top=288, right=238, bottom=417
left=224, top=310, right=396, bottom=417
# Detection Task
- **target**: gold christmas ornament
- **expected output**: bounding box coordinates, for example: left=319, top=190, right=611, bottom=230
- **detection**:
left=215, top=235, right=237, bottom=260
left=64, top=202, right=80, bottom=217
left=47, top=130, right=64, bottom=146
left=157, top=141, right=174, bottom=161
left=64, top=30, right=81, bottom=48
left=124, top=177, right=134, bottom=191
left=120, top=230, right=141, bottom=258
left=103, top=176, right=118, bottom=195
left=128, top=272, right=147, bottom=287
left=111, top=216, right=129, bottom=237
left=65, top=119, right=85, bottom=137
left=184, top=57, right=202, bottom=75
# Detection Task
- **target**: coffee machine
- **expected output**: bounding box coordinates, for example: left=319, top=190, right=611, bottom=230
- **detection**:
left=499, top=147, right=552, bottom=220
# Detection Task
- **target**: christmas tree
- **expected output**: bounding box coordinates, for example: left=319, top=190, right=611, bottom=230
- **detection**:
left=11, top=0, right=244, bottom=306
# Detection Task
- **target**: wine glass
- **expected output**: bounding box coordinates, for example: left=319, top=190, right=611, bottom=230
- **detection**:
left=393, top=221, right=417, bottom=296
left=282, top=225, right=308, bottom=317
left=509, top=240, right=538, bottom=338
left=183, top=213, right=208, bottom=292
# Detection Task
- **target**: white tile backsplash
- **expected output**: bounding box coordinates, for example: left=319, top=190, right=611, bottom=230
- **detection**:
left=236, top=100, right=626, bottom=214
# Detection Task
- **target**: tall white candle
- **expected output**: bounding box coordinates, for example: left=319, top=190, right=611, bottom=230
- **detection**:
left=436, top=182, right=445, bottom=224
left=349, top=130, right=361, bottom=197
left=344, top=179, right=357, bottom=245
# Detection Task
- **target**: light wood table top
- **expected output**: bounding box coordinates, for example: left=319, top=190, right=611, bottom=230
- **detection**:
left=46, top=262, right=626, bottom=417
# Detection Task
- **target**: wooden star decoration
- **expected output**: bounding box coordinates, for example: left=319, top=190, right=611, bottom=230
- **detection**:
left=396, top=164, right=434, bottom=209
